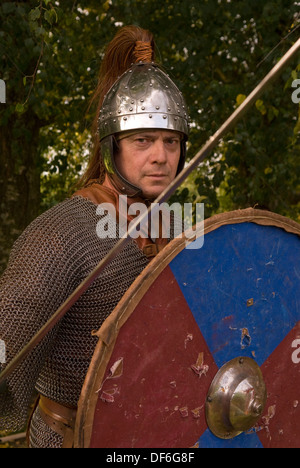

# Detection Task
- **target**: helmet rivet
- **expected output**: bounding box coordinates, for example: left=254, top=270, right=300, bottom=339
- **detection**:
left=163, top=115, right=167, bottom=119
left=156, top=106, right=160, bottom=110
left=141, top=106, right=145, bottom=110
left=149, top=114, right=152, bottom=118
left=129, top=107, right=133, bottom=111
left=123, top=117, right=127, bottom=120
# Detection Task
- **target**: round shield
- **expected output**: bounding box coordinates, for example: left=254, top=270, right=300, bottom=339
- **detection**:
left=74, top=208, right=300, bottom=448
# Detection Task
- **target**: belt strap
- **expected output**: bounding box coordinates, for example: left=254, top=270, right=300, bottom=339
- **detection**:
left=143, top=243, right=165, bottom=258
left=38, top=395, right=77, bottom=448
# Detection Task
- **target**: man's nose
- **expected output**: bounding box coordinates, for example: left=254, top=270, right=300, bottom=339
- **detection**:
left=151, top=140, right=167, bottom=164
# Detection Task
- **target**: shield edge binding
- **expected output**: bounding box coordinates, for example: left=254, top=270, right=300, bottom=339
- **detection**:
left=73, top=208, right=300, bottom=448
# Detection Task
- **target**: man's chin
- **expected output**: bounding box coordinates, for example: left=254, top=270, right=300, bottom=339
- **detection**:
left=141, top=184, right=168, bottom=200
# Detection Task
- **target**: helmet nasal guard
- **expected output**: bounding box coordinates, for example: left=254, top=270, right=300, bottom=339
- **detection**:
left=98, top=62, right=189, bottom=193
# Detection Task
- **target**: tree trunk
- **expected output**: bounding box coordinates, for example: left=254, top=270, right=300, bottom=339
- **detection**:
left=0, top=111, right=41, bottom=274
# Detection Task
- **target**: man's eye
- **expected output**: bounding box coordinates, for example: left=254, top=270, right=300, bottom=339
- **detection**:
left=135, top=138, right=149, bottom=144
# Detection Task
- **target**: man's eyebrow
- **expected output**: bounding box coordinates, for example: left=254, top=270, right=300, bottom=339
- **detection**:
left=127, top=132, right=182, bottom=141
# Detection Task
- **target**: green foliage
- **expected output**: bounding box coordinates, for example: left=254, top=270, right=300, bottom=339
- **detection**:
left=0, top=0, right=299, bottom=272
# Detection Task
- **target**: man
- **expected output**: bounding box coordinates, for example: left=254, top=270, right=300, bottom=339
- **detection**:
left=0, top=26, right=189, bottom=448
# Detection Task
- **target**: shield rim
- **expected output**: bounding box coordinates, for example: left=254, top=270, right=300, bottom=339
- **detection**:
left=73, top=208, right=300, bottom=448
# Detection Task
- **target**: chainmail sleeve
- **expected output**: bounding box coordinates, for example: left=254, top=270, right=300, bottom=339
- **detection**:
left=0, top=196, right=149, bottom=435
left=0, top=201, right=82, bottom=433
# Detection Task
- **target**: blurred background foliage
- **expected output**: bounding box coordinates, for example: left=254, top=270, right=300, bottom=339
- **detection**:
left=0, top=0, right=299, bottom=273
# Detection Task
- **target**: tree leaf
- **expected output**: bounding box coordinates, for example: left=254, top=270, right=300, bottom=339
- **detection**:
left=28, top=7, right=41, bottom=22
left=236, top=94, right=246, bottom=107
left=15, top=103, right=25, bottom=113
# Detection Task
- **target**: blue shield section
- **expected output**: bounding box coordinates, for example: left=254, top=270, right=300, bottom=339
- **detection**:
left=170, top=223, right=300, bottom=368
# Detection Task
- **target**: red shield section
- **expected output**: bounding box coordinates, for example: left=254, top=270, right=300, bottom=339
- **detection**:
left=90, top=266, right=218, bottom=448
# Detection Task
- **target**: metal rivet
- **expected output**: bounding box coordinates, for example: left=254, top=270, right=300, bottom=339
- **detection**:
left=140, top=99, right=144, bottom=102
left=149, top=83, right=153, bottom=87
left=163, top=115, right=167, bottom=119
left=156, top=106, right=160, bottom=110
left=149, top=114, right=152, bottom=118
left=129, top=107, right=133, bottom=111
left=141, top=106, right=145, bottom=110
left=123, top=117, right=127, bottom=120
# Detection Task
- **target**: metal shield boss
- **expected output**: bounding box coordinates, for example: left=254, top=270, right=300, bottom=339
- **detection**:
left=74, top=209, right=300, bottom=448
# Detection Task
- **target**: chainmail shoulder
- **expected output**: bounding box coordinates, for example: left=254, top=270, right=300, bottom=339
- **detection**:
left=0, top=196, right=149, bottom=434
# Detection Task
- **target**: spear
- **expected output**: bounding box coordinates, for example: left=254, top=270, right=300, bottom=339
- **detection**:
left=0, top=37, right=299, bottom=385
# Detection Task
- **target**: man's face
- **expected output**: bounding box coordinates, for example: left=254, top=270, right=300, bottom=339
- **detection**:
left=115, top=130, right=182, bottom=199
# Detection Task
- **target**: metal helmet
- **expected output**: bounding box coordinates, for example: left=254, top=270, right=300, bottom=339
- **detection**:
left=98, top=62, right=189, bottom=194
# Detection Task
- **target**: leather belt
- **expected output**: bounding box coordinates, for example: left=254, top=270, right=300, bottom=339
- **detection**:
left=38, top=395, right=77, bottom=448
